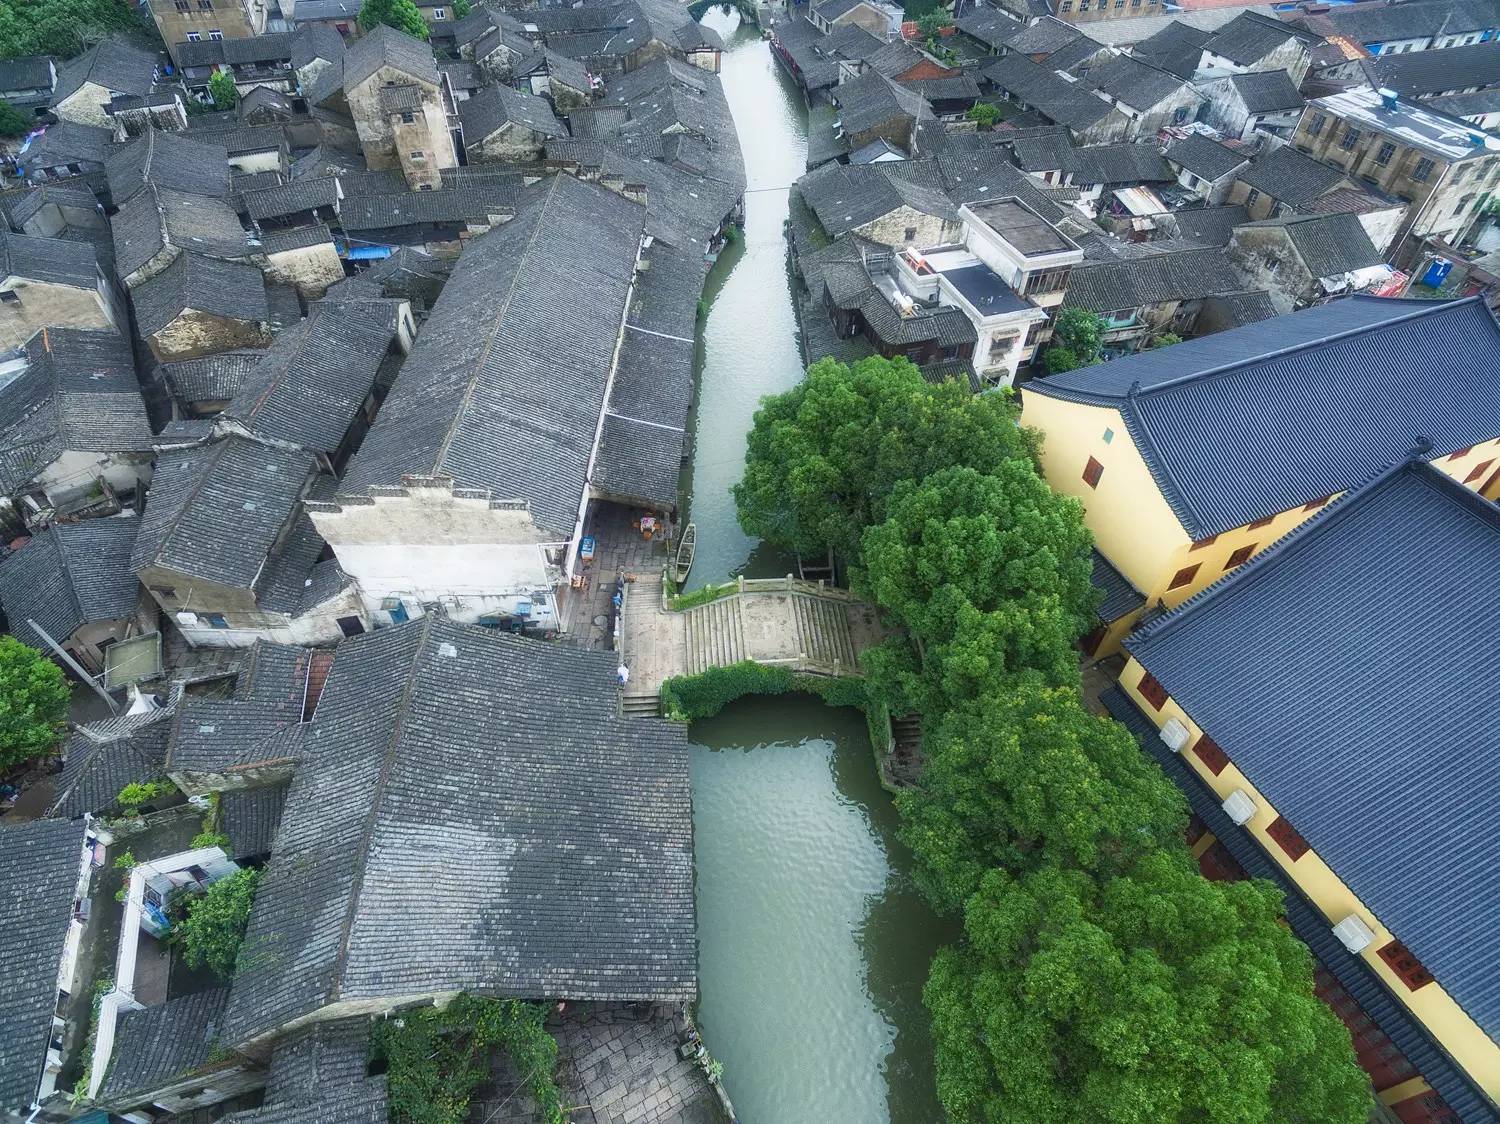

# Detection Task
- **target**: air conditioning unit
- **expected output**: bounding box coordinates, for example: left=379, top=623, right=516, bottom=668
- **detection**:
left=1332, top=914, right=1375, bottom=955
left=1222, top=789, right=1256, bottom=825
left=1159, top=718, right=1189, bottom=752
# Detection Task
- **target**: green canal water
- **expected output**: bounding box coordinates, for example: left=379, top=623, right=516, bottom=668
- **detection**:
left=683, top=13, right=956, bottom=1123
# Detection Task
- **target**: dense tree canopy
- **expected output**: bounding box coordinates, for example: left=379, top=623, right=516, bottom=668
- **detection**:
left=358, top=0, right=430, bottom=38
left=173, top=867, right=259, bottom=978
left=0, top=99, right=33, bottom=138
left=1043, top=308, right=1107, bottom=373
left=0, top=636, right=69, bottom=771
left=208, top=69, right=238, bottom=110
left=733, top=356, right=1036, bottom=568
left=926, top=856, right=1370, bottom=1124
left=897, top=687, right=1187, bottom=913
left=0, top=0, right=144, bottom=60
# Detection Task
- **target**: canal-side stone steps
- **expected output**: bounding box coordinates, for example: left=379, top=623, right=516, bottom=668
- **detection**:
left=791, top=593, right=857, bottom=671
left=621, top=693, right=661, bottom=718
left=888, top=714, right=924, bottom=787
left=684, top=595, right=746, bottom=674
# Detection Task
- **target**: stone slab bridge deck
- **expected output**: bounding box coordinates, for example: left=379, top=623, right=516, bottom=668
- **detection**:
left=619, top=574, right=884, bottom=716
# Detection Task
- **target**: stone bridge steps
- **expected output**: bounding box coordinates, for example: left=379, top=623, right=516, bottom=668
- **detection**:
left=792, top=591, right=857, bottom=671
left=683, top=595, right=746, bottom=675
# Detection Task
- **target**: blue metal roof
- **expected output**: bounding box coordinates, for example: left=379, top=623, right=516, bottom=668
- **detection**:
left=1103, top=687, right=1500, bottom=1124
left=1125, top=460, right=1500, bottom=1044
left=1026, top=296, right=1500, bottom=537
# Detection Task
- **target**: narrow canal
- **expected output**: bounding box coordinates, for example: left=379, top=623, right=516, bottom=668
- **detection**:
left=684, top=12, right=955, bottom=1123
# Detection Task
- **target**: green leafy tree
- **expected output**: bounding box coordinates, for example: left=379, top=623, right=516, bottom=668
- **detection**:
left=115, top=779, right=173, bottom=816
left=0, top=99, right=33, bottom=138
left=966, top=102, right=1000, bottom=130
left=451, top=0, right=471, bottom=16
left=358, top=0, right=430, bottom=39
left=897, top=686, right=1187, bottom=912
left=1042, top=308, right=1107, bottom=372
left=0, top=635, right=68, bottom=771
left=1150, top=331, right=1183, bottom=349
left=926, top=855, right=1371, bottom=1124
left=0, top=0, right=145, bottom=59
left=916, top=9, right=952, bottom=41
left=172, top=867, right=260, bottom=979
left=207, top=69, right=238, bottom=111
left=733, top=355, right=1036, bottom=568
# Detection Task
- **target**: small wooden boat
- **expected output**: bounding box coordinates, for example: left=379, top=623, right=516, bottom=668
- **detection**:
left=674, top=522, right=697, bottom=585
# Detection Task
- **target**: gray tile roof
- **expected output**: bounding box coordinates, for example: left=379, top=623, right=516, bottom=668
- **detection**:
left=105, top=128, right=231, bottom=205
left=48, top=709, right=172, bottom=819
left=21, top=121, right=112, bottom=170
left=595, top=240, right=704, bottom=506
left=1238, top=211, right=1383, bottom=278
left=459, top=84, right=567, bottom=143
left=0, top=55, right=55, bottom=95
left=1170, top=205, right=1254, bottom=249
left=956, top=2, right=1022, bottom=50
left=1069, top=141, right=1174, bottom=185
left=257, top=222, right=337, bottom=255
left=222, top=1018, right=388, bottom=1123
left=1026, top=295, right=1500, bottom=537
left=219, top=300, right=398, bottom=454
left=0, top=229, right=100, bottom=289
left=1236, top=143, right=1346, bottom=205
left=1199, top=288, right=1276, bottom=328
left=0, top=515, right=140, bottom=654
left=1363, top=38, right=1500, bottom=97
left=1076, top=50, right=1193, bottom=113
left=1130, top=20, right=1212, bottom=79
left=166, top=641, right=317, bottom=777
left=1200, top=10, right=1304, bottom=66
left=102, top=987, right=233, bottom=1101
left=0, top=818, right=85, bottom=1115
left=831, top=68, right=932, bottom=139
left=132, top=251, right=268, bottom=339
left=221, top=781, right=288, bottom=860
left=0, top=328, right=152, bottom=495
left=240, top=176, right=340, bottom=221
left=51, top=36, right=158, bottom=107
left=981, top=54, right=1116, bottom=132
left=157, top=350, right=263, bottom=406
left=180, top=121, right=289, bottom=159
left=1313, top=0, right=1500, bottom=45
left=1003, top=15, right=1089, bottom=56
left=1105, top=685, right=1500, bottom=1124
left=338, top=174, right=644, bottom=536
left=343, top=23, right=440, bottom=90
left=110, top=185, right=250, bottom=283
left=1062, top=244, right=1243, bottom=313
left=1426, top=86, right=1500, bottom=120
left=1125, top=459, right=1500, bottom=1042
left=1164, top=132, right=1248, bottom=181
left=223, top=617, right=696, bottom=1046
left=131, top=436, right=316, bottom=590
left=335, top=181, right=516, bottom=232
left=1228, top=69, right=1303, bottom=114
left=175, top=30, right=309, bottom=68
left=1090, top=546, right=1143, bottom=623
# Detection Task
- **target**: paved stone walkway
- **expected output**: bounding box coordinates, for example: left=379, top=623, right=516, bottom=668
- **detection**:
left=565, top=501, right=674, bottom=652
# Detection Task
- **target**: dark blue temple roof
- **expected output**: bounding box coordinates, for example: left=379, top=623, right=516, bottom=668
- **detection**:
left=1026, top=296, right=1500, bottom=537
left=1125, top=460, right=1500, bottom=1042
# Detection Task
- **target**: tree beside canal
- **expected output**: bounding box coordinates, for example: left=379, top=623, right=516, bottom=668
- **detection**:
left=733, top=354, right=1368, bottom=1122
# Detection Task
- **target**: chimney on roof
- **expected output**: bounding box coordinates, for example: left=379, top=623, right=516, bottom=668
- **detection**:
left=1378, top=87, right=1398, bottom=111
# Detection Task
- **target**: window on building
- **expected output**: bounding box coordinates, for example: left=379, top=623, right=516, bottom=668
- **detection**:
left=1060, top=0, right=1072, bottom=10
left=174, top=0, right=190, bottom=10
left=410, top=150, right=426, bottom=161
left=1465, top=458, right=1494, bottom=483
left=1102, top=427, right=1114, bottom=444
left=1374, top=141, right=1396, bottom=165
left=1457, top=193, right=1475, bottom=213
left=203, top=613, right=229, bottom=629
left=433, top=5, right=445, bottom=15
left=0, top=290, right=18, bottom=304
left=1115, top=0, right=1126, bottom=8
left=1192, top=733, right=1229, bottom=774
left=1449, top=446, right=1473, bottom=460
left=1307, top=112, right=1326, bottom=136
left=1137, top=671, right=1168, bottom=710
left=1377, top=940, right=1434, bottom=991
left=1303, top=494, right=1332, bottom=511
left=1245, top=187, right=1260, bottom=207
left=1132, top=0, right=1142, bottom=7
left=903, top=226, right=917, bottom=241
left=209, top=28, right=223, bottom=39
left=186, top=29, right=201, bottom=40
left=1266, top=815, right=1310, bottom=860
left=1248, top=514, right=1275, bottom=529
left=1168, top=564, right=1200, bottom=590
left=1083, top=455, right=1104, bottom=488
left=198, top=0, right=213, bottom=9
left=1339, top=126, right=1361, bottom=151
left=1026, top=266, right=1071, bottom=295
left=1224, top=543, right=1256, bottom=569
left=1452, top=164, right=1468, bottom=184
left=1080, top=0, right=1091, bottom=10
left=400, top=109, right=414, bottom=123
left=1412, top=157, right=1434, bottom=182
left=1190, top=534, right=1218, bottom=551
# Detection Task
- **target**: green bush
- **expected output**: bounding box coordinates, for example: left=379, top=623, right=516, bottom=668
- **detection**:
left=171, top=867, right=260, bottom=979
left=372, top=994, right=562, bottom=1124
left=0, top=634, right=69, bottom=771
left=115, top=779, right=173, bottom=816
left=191, top=830, right=231, bottom=851
left=659, top=662, right=866, bottom=722
left=668, top=581, right=735, bottom=611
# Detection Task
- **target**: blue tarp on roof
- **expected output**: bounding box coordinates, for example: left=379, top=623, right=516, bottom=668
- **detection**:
left=1125, top=460, right=1500, bottom=1044
left=1025, top=296, right=1500, bottom=537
